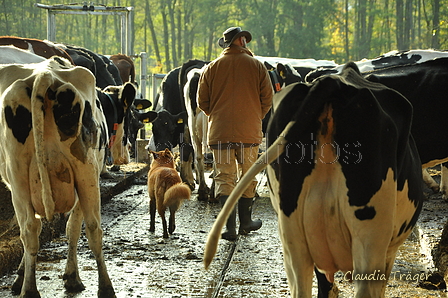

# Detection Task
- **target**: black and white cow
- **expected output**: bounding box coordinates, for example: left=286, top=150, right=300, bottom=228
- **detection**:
left=255, top=55, right=337, bottom=79
left=64, top=44, right=155, bottom=164
left=63, top=44, right=122, bottom=89
left=263, top=61, right=303, bottom=134
left=180, top=59, right=210, bottom=201
left=304, top=51, right=448, bottom=196
left=0, top=57, right=115, bottom=297
left=305, top=49, right=448, bottom=83
left=362, top=57, right=448, bottom=197
left=0, top=36, right=75, bottom=64
left=149, top=66, right=193, bottom=188
left=205, top=62, right=423, bottom=298
left=96, top=82, right=156, bottom=167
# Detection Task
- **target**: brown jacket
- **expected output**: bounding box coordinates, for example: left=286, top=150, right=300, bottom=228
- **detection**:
left=198, top=45, right=273, bottom=146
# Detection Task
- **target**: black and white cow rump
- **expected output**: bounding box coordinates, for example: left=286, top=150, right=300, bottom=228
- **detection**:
left=362, top=57, right=448, bottom=197
left=180, top=59, right=211, bottom=201
left=204, top=62, right=423, bottom=298
left=0, top=57, right=115, bottom=297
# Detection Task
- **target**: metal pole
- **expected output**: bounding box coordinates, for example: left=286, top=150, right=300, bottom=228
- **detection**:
left=121, top=14, right=127, bottom=54
left=127, top=10, right=133, bottom=56
left=140, top=52, right=147, bottom=100
left=47, top=10, right=56, bottom=41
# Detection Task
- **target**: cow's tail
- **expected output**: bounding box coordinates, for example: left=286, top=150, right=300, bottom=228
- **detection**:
left=164, top=182, right=191, bottom=210
left=31, top=71, right=55, bottom=221
left=203, top=121, right=295, bottom=269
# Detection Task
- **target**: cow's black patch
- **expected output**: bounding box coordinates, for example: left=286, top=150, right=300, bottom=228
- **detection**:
left=81, top=101, right=97, bottom=147
left=267, top=83, right=314, bottom=216
left=397, top=221, right=407, bottom=237
left=25, top=87, right=32, bottom=99
left=53, top=89, right=80, bottom=140
left=70, top=101, right=98, bottom=163
left=4, top=105, right=32, bottom=144
left=371, top=53, right=422, bottom=69
left=99, top=122, right=107, bottom=151
left=47, top=88, right=56, bottom=101
left=354, top=206, right=376, bottom=220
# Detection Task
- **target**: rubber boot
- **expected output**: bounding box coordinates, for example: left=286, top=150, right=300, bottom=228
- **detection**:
left=220, top=195, right=237, bottom=241
left=238, top=197, right=262, bottom=235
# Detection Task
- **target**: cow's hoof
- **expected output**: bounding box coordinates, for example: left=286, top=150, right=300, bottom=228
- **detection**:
left=187, top=183, right=195, bottom=191
left=63, top=272, right=86, bottom=292
left=98, top=285, right=116, bottom=298
left=11, top=275, right=23, bottom=294
left=21, top=290, right=41, bottom=298
left=110, top=165, right=121, bottom=172
left=100, top=171, right=114, bottom=179
left=197, top=194, right=209, bottom=201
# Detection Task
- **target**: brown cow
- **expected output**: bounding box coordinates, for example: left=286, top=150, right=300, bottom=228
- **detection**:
left=0, top=36, right=74, bottom=64
left=110, top=54, right=135, bottom=83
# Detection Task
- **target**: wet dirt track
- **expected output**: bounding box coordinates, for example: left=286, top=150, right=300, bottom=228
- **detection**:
left=0, top=170, right=446, bottom=297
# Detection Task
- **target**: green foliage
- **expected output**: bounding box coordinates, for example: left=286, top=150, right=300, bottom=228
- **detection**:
left=1, top=0, right=448, bottom=70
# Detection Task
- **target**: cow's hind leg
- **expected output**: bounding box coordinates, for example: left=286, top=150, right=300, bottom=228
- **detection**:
left=352, top=230, right=390, bottom=297
left=278, top=215, right=314, bottom=298
left=12, top=256, right=24, bottom=294
left=63, top=202, right=86, bottom=292
left=440, top=163, right=448, bottom=199
left=77, top=184, right=115, bottom=298
left=11, top=191, right=42, bottom=298
left=422, top=168, right=440, bottom=193
left=192, top=126, right=210, bottom=201
left=315, top=267, right=338, bottom=298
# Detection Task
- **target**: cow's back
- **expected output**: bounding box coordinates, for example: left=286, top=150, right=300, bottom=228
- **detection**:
left=0, top=58, right=105, bottom=219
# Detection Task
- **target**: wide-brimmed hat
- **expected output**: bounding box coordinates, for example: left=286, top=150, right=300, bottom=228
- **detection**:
left=218, top=27, right=252, bottom=48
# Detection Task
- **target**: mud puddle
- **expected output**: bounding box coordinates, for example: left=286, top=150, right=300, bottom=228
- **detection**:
left=0, top=173, right=444, bottom=297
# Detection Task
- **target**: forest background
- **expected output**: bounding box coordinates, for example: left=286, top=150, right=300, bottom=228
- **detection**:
left=1, top=0, right=446, bottom=74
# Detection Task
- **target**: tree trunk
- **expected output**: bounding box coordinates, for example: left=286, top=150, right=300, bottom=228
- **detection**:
left=404, top=0, right=413, bottom=49
left=161, top=1, right=171, bottom=71
left=344, top=0, right=350, bottom=61
left=146, top=0, right=162, bottom=71
left=431, top=0, right=440, bottom=49
left=396, top=0, right=405, bottom=50
left=167, top=0, right=178, bottom=68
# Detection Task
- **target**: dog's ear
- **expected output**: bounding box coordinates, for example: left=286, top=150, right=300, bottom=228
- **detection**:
left=164, top=148, right=170, bottom=154
left=151, top=151, right=159, bottom=159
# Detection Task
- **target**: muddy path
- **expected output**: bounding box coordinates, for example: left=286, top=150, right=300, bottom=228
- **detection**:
left=0, top=170, right=445, bottom=297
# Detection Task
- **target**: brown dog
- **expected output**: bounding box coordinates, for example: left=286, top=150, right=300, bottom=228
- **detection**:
left=148, top=148, right=191, bottom=238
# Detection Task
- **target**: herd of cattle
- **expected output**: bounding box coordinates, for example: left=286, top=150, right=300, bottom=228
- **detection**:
left=1, top=34, right=448, bottom=297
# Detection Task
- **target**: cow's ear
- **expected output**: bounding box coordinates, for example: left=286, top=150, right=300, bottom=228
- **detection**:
left=139, top=111, right=158, bottom=123
left=120, top=82, right=136, bottom=109
left=175, top=111, right=188, bottom=124
left=277, top=63, right=287, bottom=79
left=264, top=61, right=275, bottom=71
left=133, top=99, right=152, bottom=110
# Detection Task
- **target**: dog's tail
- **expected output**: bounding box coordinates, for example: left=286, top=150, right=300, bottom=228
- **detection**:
left=164, top=183, right=191, bottom=209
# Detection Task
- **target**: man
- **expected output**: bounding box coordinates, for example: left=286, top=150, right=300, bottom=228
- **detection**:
left=198, top=27, right=273, bottom=240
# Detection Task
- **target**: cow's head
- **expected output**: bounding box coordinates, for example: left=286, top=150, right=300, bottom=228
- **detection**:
left=124, top=100, right=157, bottom=157
left=98, top=82, right=136, bottom=165
left=264, top=62, right=302, bottom=93
left=151, top=109, right=188, bottom=151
